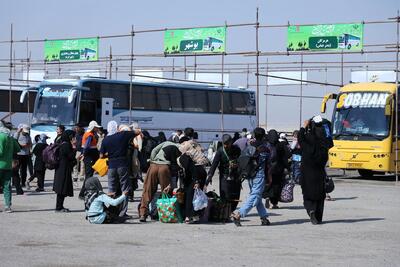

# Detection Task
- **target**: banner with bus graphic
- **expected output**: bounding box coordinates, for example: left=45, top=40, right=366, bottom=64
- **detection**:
left=287, top=23, right=363, bottom=51
left=44, top=38, right=99, bottom=62
left=164, top=27, right=226, bottom=54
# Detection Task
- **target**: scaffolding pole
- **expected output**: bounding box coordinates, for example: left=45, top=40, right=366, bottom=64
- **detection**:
left=129, top=25, right=134, bottom=124
left=8, top=24, right=13, bottom=122
left=256, top=7, right=260, bottom=127
left=395, top=11, right=399, bottom=183
left=300, top=54, right=304, bottom=128
left=220, top=52, right=225, bottom=133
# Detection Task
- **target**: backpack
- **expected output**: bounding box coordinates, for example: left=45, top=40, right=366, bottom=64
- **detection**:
left=237, top=145, right=262, bottom=180
left=318, top=119, right=334, bottom=149
left=42, top=143, right=62, bottom=170
left=309, top=119, right=333, bottom=166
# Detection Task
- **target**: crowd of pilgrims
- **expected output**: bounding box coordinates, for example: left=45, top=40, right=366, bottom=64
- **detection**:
left=0, top=115, right=330, bottom=226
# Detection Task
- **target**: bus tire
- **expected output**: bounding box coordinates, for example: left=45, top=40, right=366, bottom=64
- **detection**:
left=358, top=169, right=374, bottom=178
left=347, top=44, right=352, bottom=49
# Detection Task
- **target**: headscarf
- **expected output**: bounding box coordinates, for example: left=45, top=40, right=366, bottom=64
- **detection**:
left=130, top=122, right=140, bottom=130
left=85, top=176, right=103, bottom=192
left=84, top=176, right=105, bottom=211
left=267, top=129, right=279, bottom=145
left=60, top=130, right=75, bottom=143
left=222, top=134, right=232, bottom=145
left=107, top=120, right=118, bottom=136
left=39, top=133, right=49, bottom=144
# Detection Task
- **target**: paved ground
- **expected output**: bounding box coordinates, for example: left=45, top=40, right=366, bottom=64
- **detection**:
left=0, top=170, right=399, bottom=267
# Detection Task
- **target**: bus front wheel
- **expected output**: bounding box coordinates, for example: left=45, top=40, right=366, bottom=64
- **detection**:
left=347, top=44, right=352, bottom=49
left=358, top=169, right=374, bottom=178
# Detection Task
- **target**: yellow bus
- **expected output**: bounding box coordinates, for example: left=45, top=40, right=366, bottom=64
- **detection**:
left=321, top=82, right=398, bottom=178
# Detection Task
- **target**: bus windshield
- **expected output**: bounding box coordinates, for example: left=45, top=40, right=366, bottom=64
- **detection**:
left=32, top=85, right=77, bottom=126
left=332, top=92, right=391, bottom=140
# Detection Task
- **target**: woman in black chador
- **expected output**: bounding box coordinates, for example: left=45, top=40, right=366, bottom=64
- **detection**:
left=206, top=134, right=242, bottom=211
left=53, top=130, right=76, bottom=212
left=298, top=116, right=330, bottom=224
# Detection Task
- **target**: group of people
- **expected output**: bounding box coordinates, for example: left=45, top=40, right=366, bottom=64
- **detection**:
left=0, top=115, right=331, bottom=226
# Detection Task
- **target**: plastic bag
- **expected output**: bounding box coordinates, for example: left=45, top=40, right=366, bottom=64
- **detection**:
left=92, top=158, right=108, bottom=177
left=156, top=193, right=178, bottom=223
left=192, top=188, right=208, bottom=211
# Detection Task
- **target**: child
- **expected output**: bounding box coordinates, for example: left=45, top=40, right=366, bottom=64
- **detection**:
left=84, top=176, right=128, bottom=224
left=30, top=134, right=48, bottom=192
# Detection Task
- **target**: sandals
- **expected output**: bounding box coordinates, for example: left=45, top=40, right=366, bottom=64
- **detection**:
left=231, top=212, right=241, bottom=227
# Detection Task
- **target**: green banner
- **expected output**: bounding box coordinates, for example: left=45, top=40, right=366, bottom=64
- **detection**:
left=287, top=23, right=363, bottom=51
left=164, top=27, right=226, bottom=54
left=45, top=38, right=99, bottom=62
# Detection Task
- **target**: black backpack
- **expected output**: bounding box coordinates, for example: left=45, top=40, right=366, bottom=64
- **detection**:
left=237, top=146, right=263, bottom=180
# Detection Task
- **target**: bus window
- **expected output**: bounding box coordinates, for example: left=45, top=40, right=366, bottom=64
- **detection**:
left=79, top=101, right=97, bottom=126
left=223, top=92, right=232, bottom=114
left=207, top=91, right=221, bottom=113
left=183, top=89, right=207, bottom=112
left=156, top=87, right=171, bottom=111
left=100, top=83, right=129, bottom=109
left=132, top=86, right=156, bottom=110
left=169, top=88, right=183, bottom=112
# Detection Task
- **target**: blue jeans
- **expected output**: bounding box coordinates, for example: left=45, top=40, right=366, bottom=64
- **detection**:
left=292, top=161, right=301, bottom=184
left=239, top=170, right=268, bottom=218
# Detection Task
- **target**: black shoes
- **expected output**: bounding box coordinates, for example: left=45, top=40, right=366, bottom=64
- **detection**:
left=139, top=215, right=147, bottom=222
left=55, top=208, right=70, bottom=213
left=261, top=217, right=271, bottom=226
left=309, top=211, right=318, bottom=225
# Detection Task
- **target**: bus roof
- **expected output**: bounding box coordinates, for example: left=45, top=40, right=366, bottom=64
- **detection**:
left=340, top=82, right=398, bottom=94
left=39, top=77, right=254, bottom=93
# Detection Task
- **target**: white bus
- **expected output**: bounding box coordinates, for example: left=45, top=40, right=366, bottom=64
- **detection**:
left=338, top=33, right=361, bottom=50
left=203, top=37, right=223, bottom=52
left=0, top=87, right=36, bottom=126
left=20, top=77, right=256, bottom=144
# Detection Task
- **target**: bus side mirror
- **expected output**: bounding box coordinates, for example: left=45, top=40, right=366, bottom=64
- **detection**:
left=20, top=87, right=38, bottom=103
left=68, top=90, right=77, bottom=104
left=385, top=96, right=393, bottom=116
left=321, top=93, right=337, bottom=113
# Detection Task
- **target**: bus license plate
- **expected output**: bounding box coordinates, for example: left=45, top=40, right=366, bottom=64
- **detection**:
left=347, top=163, right=362, bottom=168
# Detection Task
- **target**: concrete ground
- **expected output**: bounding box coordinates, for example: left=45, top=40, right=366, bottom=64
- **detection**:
left=0, top=169, right=399, bottom=267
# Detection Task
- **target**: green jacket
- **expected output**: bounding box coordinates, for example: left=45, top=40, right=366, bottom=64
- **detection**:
left=0, top=133, right=21, bottom=170
left=150, top=141, right=179, bottom=165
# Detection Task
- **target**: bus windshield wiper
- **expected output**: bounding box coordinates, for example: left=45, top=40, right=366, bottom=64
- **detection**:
left=334, top=132, right=384, bottom=140
left=32, top=121, right=58, bottom=126
left=359, top=133, right=385, bottom=140
left=333, top=132, right=354, bottom=138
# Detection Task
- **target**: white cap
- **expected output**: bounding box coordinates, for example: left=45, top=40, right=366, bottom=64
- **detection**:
left=87, top=120, right=101, bottom=131
left=22, top=124, right=30, bottom=133
left=312, top=115, right=323, bottom=124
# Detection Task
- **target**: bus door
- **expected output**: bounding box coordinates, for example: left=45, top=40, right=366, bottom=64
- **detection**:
left=101, top=97, right=114, bottom=128
left=79, top=100, right=97, bottom=126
